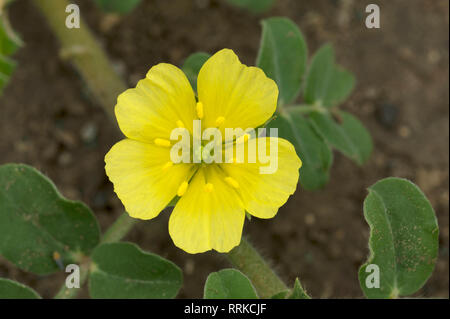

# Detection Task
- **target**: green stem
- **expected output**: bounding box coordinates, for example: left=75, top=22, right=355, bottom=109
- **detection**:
left=101, top=213, right=138, bottom=244
left=53, top=261, right=90, bottom=299
left=53, top=213, right=136, bottom=299
left=286, top=104, right=328, bottom=114
left=226, top=238, right=288, bottom=298
left=33, top=0, right=127, bottom=120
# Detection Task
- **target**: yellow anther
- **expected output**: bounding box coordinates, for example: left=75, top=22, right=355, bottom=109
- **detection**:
left=236, top=133, right=250, bottom=144
left=162, top=161, right=173, bottom=170
left=215, top=116, right=225, bottom=127
left=196, top=102, right=204, bottom=119
left=204, top=183, right=214, bottom=193
left=154, top=138, right=171, bottom=147
left=177, top=181, right=189, bottom=197
left=224, top=177, right=239, bottom=189
left=176, top=120, right=185, bottom=128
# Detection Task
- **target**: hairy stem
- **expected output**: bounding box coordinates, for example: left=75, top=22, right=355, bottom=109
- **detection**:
left=53, top=213, right=136, bottom=299
left=101, top=213, right=138, bottom=244
left=33, top=0, right=127, bottom=120
left=226, top=238, right=288, bottom=298
left=53, top=261, right=90, bottom=299
left=286, top=104, right=328, bottom=114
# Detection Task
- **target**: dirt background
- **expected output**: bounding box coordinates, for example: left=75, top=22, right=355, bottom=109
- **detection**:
left=0, top=0, right=448, bottom=298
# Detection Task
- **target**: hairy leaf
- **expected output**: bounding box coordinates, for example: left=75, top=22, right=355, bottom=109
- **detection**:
left=0, top=278, right=41, bottom=299
left=304, top=44, right=355, bottom=108
left=309, top=111, right=372, bottom=165
left=0, top=164, right=100, bottom=274
left=359, top=178, right=439, bottom=298
left=257, top=17, right=307, bottom=105
left=267, top=111, right=332, bottom=190
left=204, top=269, right=258, bottom=299
left=89, top=242, right=183, bottom=299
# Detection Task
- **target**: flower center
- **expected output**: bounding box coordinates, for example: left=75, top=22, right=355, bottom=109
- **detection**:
left=161, top=102, right=246, bottom=197
left=193, top=144, right=215, bottom=163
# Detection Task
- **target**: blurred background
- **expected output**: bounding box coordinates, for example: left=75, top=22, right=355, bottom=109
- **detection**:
left=0, top=0, right=448, bottom=298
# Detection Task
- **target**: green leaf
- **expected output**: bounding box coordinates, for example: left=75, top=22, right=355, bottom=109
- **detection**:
left=0, top=164, right=100, bottom=275
left=257, top=17, right=307, bottom=105
left=287, top=278, right=310, bottom=299
left=304, top=44, right=355, bottom=108
left=225, top=0, right=275, bottom=14
left=359, top=178, right=439, bottom=298
left=309, top=111, right=372, bottom=165
left=270, top=278, right=310, bottom=299
left=204, top=269, right=258, bottom=299
left=0, top=278, right=41, bottom=299
left=182, top=52, right=210, bottom=93
left=267, top=111, right=332, bottom=190
left=0, top=53, right=15, bottom=74
left=0, top=15, right=21, bottom=56
left=93, top=0, right=142, bottom=14
left=0, top=72, right=9, bottom=92
left=89, top=242, right=183, bottom=299
left=270, top=290, right=289, bottom=299
left=0, top=14, right=22, bottom=94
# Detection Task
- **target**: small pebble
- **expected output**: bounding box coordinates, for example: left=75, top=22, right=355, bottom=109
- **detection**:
left=398, top=125, right=411, bottom=138
left=112, top=60, right=127, bottom=78
left=427, top=49, right=441, bottom=64
left=42, top=143, right=58, bottom=160
left=58, top=151, right=72, bottom=166
left=93, top=190, right=108, bottom=209
left=376, top=103, right=398, bottom=129
left=184, top=259, right=195, bottom=275
left=55, top=130, right=77, bottom=148
left=80, top=122, right=98, bottom=145
left=14, top=141, right=30, bottom=153
left=305, top=213, right=316, bottom=226
left=100, top=13, right=122, bottom=33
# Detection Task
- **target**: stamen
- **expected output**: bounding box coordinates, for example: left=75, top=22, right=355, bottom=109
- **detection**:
left=176, top=120, right=185, bottom=128
left=177, top=181, right=189, bottom=197
left=215, top=116, right=225, bottom=127
left=204, top=183, right=214, bottom=193
left=196, top=102, right=204, bottom=119
left=236, top=133, right=250, bottom=144
left=224, top=177, right=239, bottom=188
left=154, top=138, right=171, bottom=147
left=162, top=161, right=173, bottom=170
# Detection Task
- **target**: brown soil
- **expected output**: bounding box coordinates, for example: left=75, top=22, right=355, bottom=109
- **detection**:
left=0, top=0, right=448, bottom=298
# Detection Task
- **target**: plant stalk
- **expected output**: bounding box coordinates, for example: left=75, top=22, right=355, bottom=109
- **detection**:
left=101, top=213, right=138, bottom=244
left=53, top=261, right=90, bottom=299
left=33, top=0, right=127, bottom=120
left=226, top=238, right=288, bottom=298
left=286, top=104, right=328, bottom=114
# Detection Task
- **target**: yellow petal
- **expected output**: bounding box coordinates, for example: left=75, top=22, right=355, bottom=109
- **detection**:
left=221, top=137, right=301, bottom=219
left=115, top=63, right=197, bottom=143
left=197, top=49, right=278, bottom=133
left=168, top=166, right=245, bottom=254
left=105, top=139, right=195, bottom=220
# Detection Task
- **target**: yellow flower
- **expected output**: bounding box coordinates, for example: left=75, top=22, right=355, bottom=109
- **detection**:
left=105, top=49, right=302, bottom=254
